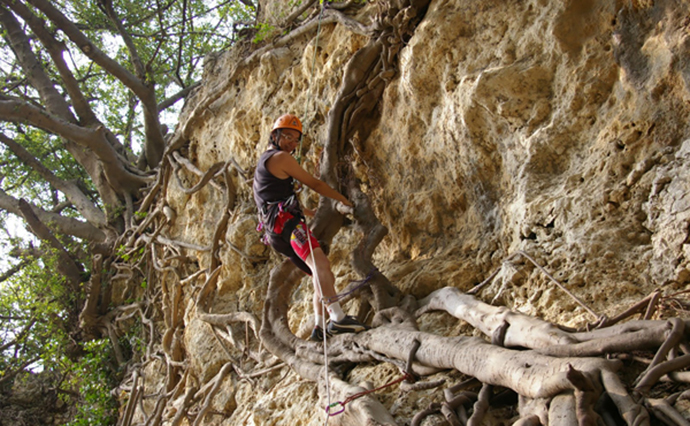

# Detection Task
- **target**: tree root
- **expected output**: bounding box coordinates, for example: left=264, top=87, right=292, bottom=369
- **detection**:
left=467, top=384, right=492, bottom=426
left=511, top=415, right=541, bottom=426
left=418, top=286, right=686, bottom=361
left=418, top=286, right=577, bottom=349
left=192, top=362, right=233, bottom=426
left=635, top=318, right=687, bottom=393
left=120, top=370, right=142, bottom=426
left=411, top=402, right=441, bottom=426
left=170, top=158, right=225, bottom=194
left=645, top=398, right=690, bottom=426
left=598, top=290, right=662, bottom=328
left=601, top=369, right=650, bottom=426
left=636, top=353, right=690, bottom=394
left=568, top=366, right=602, bottom=425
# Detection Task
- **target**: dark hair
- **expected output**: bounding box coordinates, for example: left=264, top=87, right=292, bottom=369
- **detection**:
left=269, top=129, right=281, bottom=148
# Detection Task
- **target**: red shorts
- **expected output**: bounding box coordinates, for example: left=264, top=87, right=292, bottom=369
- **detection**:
left=274, top=211, right=320, bottom=261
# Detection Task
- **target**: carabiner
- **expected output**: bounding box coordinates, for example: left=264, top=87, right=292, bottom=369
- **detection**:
left=326, top=401, right=345, bottom=416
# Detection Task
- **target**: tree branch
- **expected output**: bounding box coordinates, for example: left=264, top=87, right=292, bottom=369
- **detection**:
left=0, top=257, right=33, bottom=283
left=0, top=133, right=106, bottom=227
left=285, top=0, right=318, bottom=25
left=157, top=82, right=200, bottom=112
left=0, top=356, right=40, bottom=386
left=99, top=0, right=146, bottom=79
left=0, top=189, right=106, bottom=241
left=0, top=317, right=37, bottom=352
left=23, top=0, right=148, bottom=99
left=18, top=198, right=84, bottom=290
left=173, top=0, right=187, bottom=86
left=1, top=0, right=100, bottom=125
left=79, top=254, right=104, bottom=338
left=0, top=4, right=76, bottom=123
left=23, top=0, right=166, bottom=168
left=0, top=100, right=148, bottom=192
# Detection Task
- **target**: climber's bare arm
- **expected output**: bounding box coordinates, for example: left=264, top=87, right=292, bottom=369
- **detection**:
left=267, top=151, right=353, bottom=207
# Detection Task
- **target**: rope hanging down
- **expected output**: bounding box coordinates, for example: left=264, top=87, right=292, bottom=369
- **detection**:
left=295, top=3, right=372, bottom=423
left=297, top=6, right=330, bottom=424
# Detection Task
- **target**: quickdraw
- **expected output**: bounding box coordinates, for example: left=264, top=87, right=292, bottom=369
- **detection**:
left=325, top=372, right=415, bottom=416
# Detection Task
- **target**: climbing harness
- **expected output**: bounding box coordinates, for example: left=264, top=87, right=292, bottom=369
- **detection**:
left=256, top=195, right=303, bottom=245
left=326, top=372, right=415, bottom=416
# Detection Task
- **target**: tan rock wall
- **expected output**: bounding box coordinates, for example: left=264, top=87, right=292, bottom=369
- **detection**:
left=160, top=0, right=690, bottom=424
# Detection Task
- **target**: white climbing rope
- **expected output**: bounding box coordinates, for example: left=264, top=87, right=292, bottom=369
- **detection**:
left=304, top=223, right=333, bottom=425
left=298, top=3, right=333, bottom=422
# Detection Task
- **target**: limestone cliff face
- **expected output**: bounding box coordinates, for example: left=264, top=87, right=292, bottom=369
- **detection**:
left=154, top=0, right=690, bottom=424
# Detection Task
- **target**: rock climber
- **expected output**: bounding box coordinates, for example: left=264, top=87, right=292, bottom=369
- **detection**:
left=253, top=113, right=368, bottom=341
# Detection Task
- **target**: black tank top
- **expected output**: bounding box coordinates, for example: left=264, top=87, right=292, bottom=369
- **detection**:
left=253, top=149, right=302, bottom=229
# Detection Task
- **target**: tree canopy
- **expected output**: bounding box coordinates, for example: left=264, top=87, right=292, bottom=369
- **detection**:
left=0, top=0, right=256, bottom=422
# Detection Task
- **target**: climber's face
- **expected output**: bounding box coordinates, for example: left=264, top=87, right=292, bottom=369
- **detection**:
left=278, top=128, right=301, bottom=153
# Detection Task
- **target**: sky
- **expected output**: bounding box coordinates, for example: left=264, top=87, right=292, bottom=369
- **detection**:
left=0, top=215, right=32, bottom=271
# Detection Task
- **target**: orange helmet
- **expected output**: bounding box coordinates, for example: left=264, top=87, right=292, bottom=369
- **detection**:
left=272, top=114, right=302, bottom=134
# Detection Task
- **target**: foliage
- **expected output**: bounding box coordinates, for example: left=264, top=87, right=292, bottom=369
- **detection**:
left=0, top=245, right=120, bottom=424
left=253, top=22, right=277, bottom=43
left=64, top=339, right=119, bottom=426
left=0, top=129, right=92, bottom=214
left=0, top=1, right=257, bottom=422
left=0, top=255, right=72, bottom=375
left=0, top=0, right=254, bottom=158
left=115, top=243, right=145, bottom=262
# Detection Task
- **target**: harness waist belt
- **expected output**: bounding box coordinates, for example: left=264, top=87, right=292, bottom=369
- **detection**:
left=269, top=215, right=302, bottom=244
